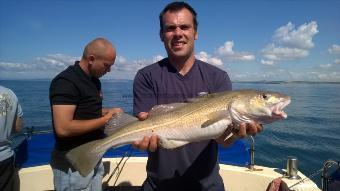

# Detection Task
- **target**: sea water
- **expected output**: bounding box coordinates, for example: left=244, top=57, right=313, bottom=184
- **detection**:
left=1, top=79, right=340, bottom=186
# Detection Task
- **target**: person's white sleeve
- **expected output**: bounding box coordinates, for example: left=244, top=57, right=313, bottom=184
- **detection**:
left=17, top=103, right=23, bottom=118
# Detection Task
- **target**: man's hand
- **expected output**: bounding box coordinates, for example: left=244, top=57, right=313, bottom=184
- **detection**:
left=133, top=135, right=159, bottom=152
left=216, top=122, right=263, bottom=147
left=132, top=112, right=159, bottom=152
left=102, top=107, right=124, bottom=123
left=102, top=108, right=123, bottom=116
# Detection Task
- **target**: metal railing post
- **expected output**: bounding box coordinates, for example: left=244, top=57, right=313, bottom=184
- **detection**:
left=248, top=136, right=255, bottom=171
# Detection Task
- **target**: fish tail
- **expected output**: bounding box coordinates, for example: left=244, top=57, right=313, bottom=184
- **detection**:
left=66, top=139, right=106, bottom=177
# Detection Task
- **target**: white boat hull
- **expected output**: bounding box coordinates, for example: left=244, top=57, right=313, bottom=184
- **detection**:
left=16, top=157, right=320, bottom=191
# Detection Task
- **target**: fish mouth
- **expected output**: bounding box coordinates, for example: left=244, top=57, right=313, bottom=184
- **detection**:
left=271, top=98, right=291, bottom=119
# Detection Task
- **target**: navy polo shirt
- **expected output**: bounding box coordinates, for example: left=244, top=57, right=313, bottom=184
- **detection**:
left=49, top=61, right=104, bottom=151
left=133, top=58, right=232, bottom=191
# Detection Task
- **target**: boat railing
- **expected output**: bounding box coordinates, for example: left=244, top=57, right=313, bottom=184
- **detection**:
left=248, top=135, right=255, bottom=171
left=11, top=126, right=53, bottom=139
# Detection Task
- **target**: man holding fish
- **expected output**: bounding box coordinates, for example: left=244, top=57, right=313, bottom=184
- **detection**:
left=64, top=2, right=290, bottom=191
left=133, top=2, right=263, bottom=191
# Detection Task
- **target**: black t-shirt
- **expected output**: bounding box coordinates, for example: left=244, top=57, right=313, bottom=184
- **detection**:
left=49, top=61, right=104, bottom=151
left=133, top=58, right=232, bottom=191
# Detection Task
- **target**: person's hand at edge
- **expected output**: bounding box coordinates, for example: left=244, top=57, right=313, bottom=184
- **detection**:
left=132, top=112, right=159, bottom=152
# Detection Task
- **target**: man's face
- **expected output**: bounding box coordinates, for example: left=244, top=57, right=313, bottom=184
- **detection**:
left=160, top=8, right=198, bottom=60
left=89, top=48, right=116, bottom=78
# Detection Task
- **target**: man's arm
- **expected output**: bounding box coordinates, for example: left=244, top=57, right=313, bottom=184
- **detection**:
left=14, top=117, right=23, bottom=133
left=52, top=105, right=116, bottom=137
left=13, top=102, right=23, bottom=133
left=50, top=77, right=122, bottom=137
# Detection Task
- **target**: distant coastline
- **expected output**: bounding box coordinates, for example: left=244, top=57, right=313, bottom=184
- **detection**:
left=1, top=78, right=340, bottom=84
left=232, top=81, right=340, bottom=84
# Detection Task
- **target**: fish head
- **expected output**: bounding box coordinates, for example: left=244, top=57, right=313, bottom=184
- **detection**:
left=229, top=90, right=291, bottom=124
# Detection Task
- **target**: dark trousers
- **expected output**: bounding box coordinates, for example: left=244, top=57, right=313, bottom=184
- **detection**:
left=0, top=156, right=15, bottom=191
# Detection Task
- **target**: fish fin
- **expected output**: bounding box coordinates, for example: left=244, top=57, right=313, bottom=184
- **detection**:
left=104, top=113, right=138, bottom=135
left=66, top=139, right=106, bottom=177
left=201, top=110, right=229, bottom=128
left=149, top=103, right=187, bottom=117
left=159, top=137, right=189, bottom=149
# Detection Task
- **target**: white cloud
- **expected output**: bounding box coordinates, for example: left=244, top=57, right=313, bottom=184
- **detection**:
left=0, top=53, right=160, bottom=80
left=107, top=57, right=156, bottom=79
left=113, top=54, right=164, bottom=78
left=116, top=56, right=127, bottom=64
left=313, top=72, right=340, bottom=81
left=230, top=69, right=290, bottom=82
left=328, top=44, right=340, bottom=65
left=217, top=41, right=255, bottom=61
left=0, top=61, right=33, bottom=72
left=317, top=59, right=340, bottom=71
left=113, top=59, right=148, bottom=72
left=262, top=44, right=309, bottom=61
left=320, top=64, right=332, bottom=68
left=2, top=50, right=339, bottom=82
left=35, top=54, right=77, bottom=70
left=261, top=59, right=274, bottom=65
left=152, top=55, right=164, bottom=63
left=303, top=66, right=340, bottom=82
left=328, top=44, right=340, bottom=54
left=230, top=69, right=340, bottom=82
left=0, top=54, right=77, bottom=72
left=195, top=51, right=223, bottom=65
left=0, top=54, right=79, bottom=79
left=261, top=21, right=318, bottom=64
left=218, top=41, right=234, bottom=54
left=334, top=59, right=340, bottom=65
left=273, top=21, right=318, bottom=49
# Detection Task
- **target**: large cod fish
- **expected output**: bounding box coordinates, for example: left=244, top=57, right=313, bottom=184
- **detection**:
left=66, top=89, right=290, bottom=176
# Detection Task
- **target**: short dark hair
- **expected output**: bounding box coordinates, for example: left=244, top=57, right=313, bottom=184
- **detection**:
left=159, top=1, right=198, bottom=32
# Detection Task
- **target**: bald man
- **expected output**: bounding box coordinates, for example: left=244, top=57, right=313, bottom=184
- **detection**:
left=49, top=38, right=122, bottom=191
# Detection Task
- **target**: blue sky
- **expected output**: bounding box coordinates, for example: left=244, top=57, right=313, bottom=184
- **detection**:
left=1, top=0, right=339, bottom=81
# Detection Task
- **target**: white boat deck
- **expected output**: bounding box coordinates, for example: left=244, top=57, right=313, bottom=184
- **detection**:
left=16, top=157, right=321, bottom=191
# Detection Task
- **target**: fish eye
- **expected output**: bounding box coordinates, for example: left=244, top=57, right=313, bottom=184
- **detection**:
left=262, top=94, right=268, bottom=99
